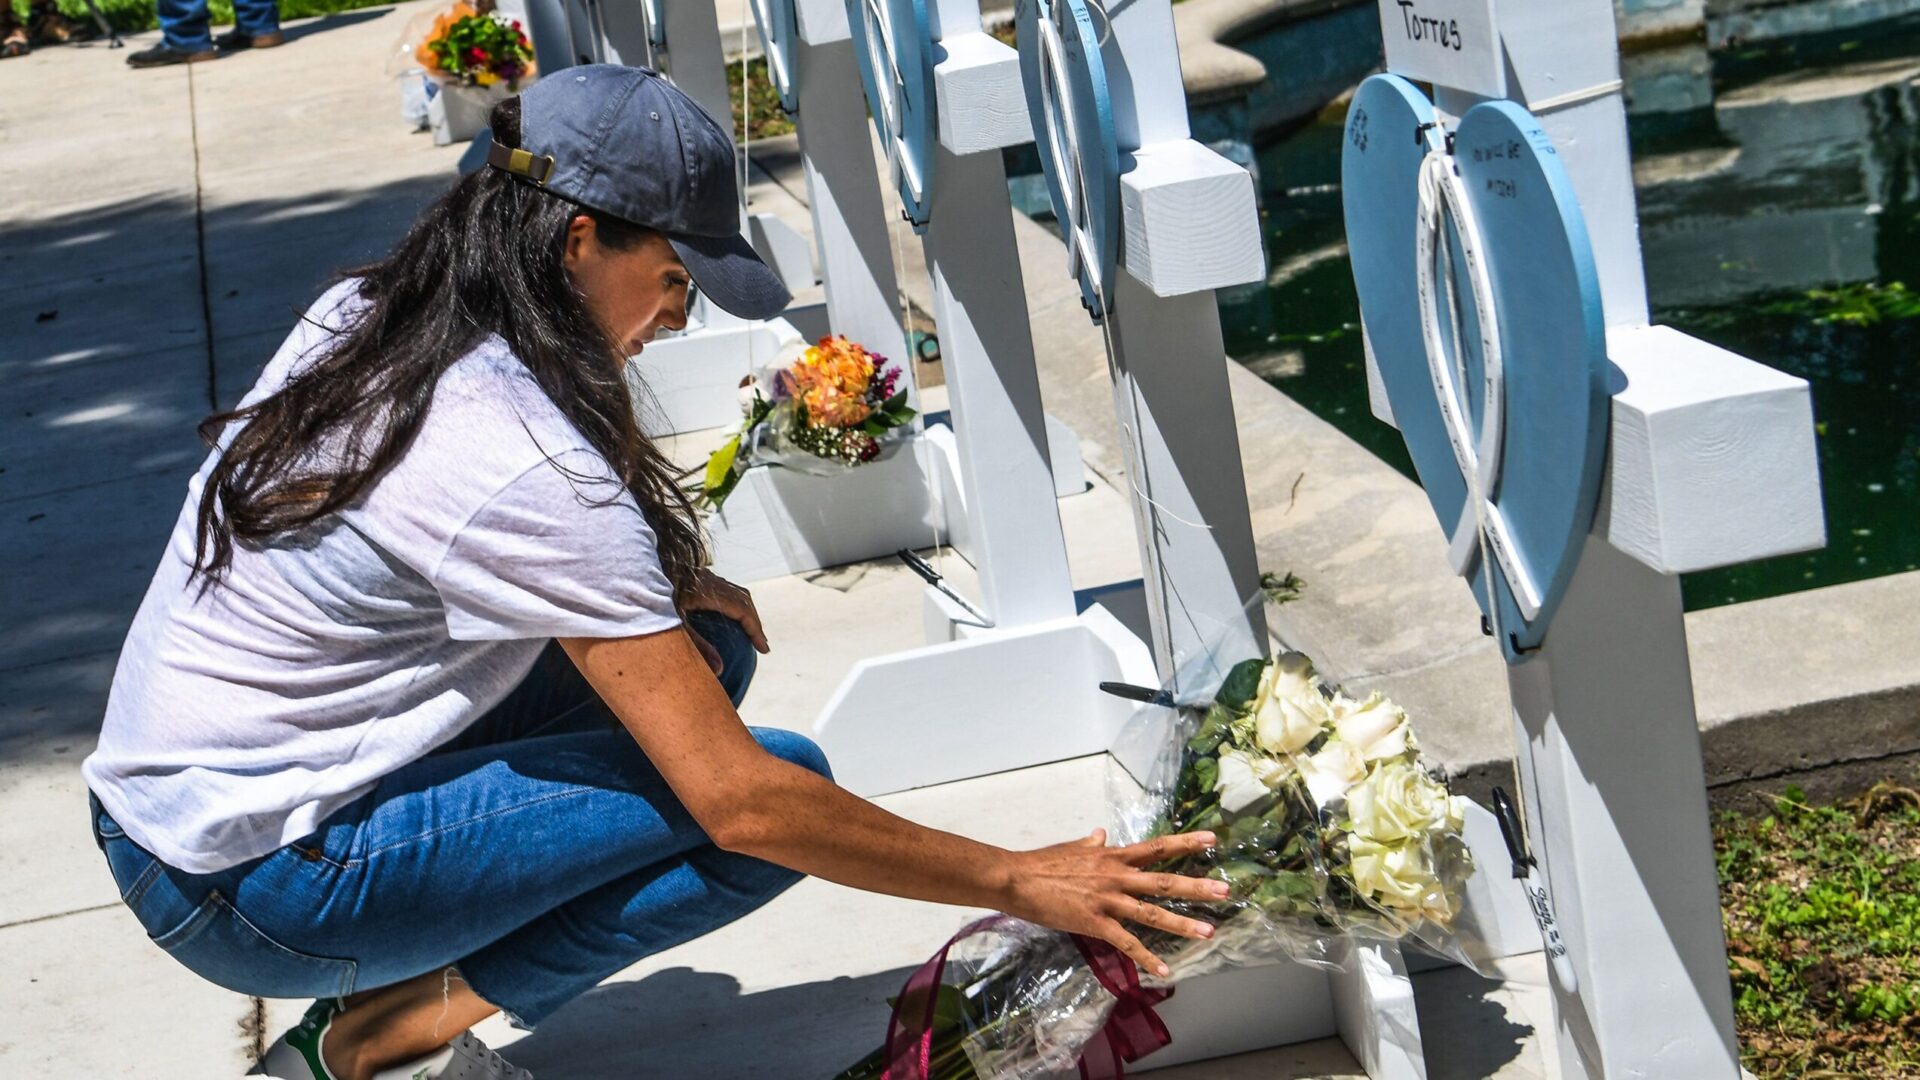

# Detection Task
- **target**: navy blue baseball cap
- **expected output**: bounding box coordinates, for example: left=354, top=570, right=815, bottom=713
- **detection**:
left=487, top=65, right=790, bottom=320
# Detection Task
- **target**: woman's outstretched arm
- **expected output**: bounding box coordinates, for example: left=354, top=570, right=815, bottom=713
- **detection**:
left=560, top=628, right=1229, bottom=976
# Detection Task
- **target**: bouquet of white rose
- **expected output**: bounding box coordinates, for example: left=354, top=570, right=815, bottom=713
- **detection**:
left=833, top=650, right=1480, bottom=1080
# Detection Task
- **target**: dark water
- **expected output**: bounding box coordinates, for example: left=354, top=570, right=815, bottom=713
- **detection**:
left=1221, top=20, right=1920, bottom=610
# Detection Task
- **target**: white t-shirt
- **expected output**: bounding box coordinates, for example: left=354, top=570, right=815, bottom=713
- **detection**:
left=82, top=281, right=683, bottom=874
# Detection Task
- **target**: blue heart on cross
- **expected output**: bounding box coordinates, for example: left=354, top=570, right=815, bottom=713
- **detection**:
left=1341, top=74, right=1611, bottom=663
left=748, top=0, right=799, bottom=113
left=845, top=0, right=937, bottom=229
left=1015, top=0, right=1119, bottom=322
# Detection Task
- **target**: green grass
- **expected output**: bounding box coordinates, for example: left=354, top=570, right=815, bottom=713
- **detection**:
left=1761, top=281, right=1920, bottom=328
left=727, top=54, right=793, bottom=142
left=1718, top=779, right=1920, bottom=1077
left=14, top=0, right=398, bottom=34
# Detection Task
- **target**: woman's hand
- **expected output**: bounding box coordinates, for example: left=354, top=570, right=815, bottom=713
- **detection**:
left=1000, top=829, right=1229, bottom=978
left=679, top=569, right=769, bottom=673
left=565, top=628, right=1223, bottom=979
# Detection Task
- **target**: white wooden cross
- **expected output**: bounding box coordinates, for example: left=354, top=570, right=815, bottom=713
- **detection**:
left=910, top=0, right=1076, bottom=630
left=1360, top=1, right=1825, bottom=1075
left=1009, top=0, right=1466, bottom=1073
left=797, top=0, right=1166, bottom=798
left=786, top=0, right=916, bottom=361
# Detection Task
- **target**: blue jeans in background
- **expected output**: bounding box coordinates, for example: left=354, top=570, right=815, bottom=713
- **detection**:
left=90, top=613, right=827, bottom=1027
left=159, top=0, right=278, bottom=52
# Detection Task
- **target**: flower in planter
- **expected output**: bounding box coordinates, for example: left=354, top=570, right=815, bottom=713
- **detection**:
left=418, top=5, right=535, bottom=90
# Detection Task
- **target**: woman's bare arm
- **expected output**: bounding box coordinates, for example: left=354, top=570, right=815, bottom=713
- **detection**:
left=560, top=628, right=1229, bottom=975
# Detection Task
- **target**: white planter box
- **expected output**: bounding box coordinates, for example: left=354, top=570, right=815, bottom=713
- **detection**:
left=429, top=81, right=512, bottom=146
left=628, top=318, right=804, bottom=438
left=703, top=434, right=949, bottom=583
left=820, top=603, right=1157, bottom=796
left=1139, top=961, right=1337, bottom=1070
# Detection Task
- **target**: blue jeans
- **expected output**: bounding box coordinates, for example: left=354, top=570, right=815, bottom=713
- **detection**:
left=90, top=614, right=825, bottom=1027
left=159, top=0, right=278, bottom=52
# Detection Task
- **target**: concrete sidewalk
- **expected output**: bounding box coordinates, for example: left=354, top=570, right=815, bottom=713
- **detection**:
left=0, top=7, right=1552, bottom=1077
left=2, top=7, right=477, bottom=1071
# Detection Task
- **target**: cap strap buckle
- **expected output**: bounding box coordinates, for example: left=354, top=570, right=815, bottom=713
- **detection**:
left=486, top=142, right=556, bottom=185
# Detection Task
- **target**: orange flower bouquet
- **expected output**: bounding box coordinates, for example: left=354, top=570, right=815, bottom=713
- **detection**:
left=699, top=336, right=916, bottom=509
left=416, top=3, right=534, bottom=89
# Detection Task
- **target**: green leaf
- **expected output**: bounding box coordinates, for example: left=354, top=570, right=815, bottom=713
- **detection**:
left=1186, top=708, right=1230, bottom=756
left=1190, top=755, right=1220, bottom=796
left=1181, top=803, right=1226, bottom=837
left=1259, top=570, right=1305, bottom=606
left=1216, top=659, right=1266, bottom=712
left=1214, top=859, right=1275, bottom=898
left=1252, top=870, right=1320, bottom=911
left=704, top=435, right=742, bottom=494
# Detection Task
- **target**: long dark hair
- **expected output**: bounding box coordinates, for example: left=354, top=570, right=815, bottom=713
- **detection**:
left=192, top=97, right=707, bottom=599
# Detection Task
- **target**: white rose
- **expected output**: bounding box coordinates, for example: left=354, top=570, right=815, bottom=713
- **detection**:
left=1250, top=658, right=1280, bottom=714
left=1349, top=836, right=1452, bottom=921
left=1253, top=657, right=1330, bottom=757
left=1296, top=739, right=1367, bottom=806
left=1331, top=692, right=1413, bottom=762
left=1214, top=749, right=1294, bottom=813
left=1348, top=758, right=1452, bottom=844
left=1214, top=750, right=1267, bottom=813
left=1266, top=652, right=1322, bottom=709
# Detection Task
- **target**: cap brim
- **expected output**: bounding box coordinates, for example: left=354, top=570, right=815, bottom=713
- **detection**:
left=668, top=231, right=792, bottom=321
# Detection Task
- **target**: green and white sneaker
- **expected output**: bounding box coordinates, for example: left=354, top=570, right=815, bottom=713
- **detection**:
left=257, top=999, right=348, bottom=1080
left=256, top=999, right=534, bottom=1080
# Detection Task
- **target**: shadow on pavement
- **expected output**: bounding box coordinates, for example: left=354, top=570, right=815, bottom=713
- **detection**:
left=494, top=964, right=905, bottom=1078
left=1412, top=963, right=1533, bottom=1077
left=278, top=7, right=397, bottom=46
left=492, top=958, right=1536, bottom=1078
left=1, top=171, right=452, bottom=765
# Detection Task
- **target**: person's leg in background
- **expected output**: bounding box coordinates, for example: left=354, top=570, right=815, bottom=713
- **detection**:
left=127, top=0, right=215, bottom=66
left=216, top=0, right=281, bottom=51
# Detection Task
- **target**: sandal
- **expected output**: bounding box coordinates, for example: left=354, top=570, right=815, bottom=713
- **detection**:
left=28, top=1, right=93, bottom=45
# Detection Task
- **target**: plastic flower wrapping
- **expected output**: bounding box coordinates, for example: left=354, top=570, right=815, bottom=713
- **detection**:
left=833, top=646, right=1493, bottom=1080
left=699, top=336, right=917, bottom=509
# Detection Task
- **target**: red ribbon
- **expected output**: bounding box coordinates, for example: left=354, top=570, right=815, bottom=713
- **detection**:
left=879, top=918, right=1173, bottom=1080
left=1067, top=934, right=1173, bottom=1079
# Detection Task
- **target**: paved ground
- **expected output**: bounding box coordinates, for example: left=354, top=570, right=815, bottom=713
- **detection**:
left=0, top=7, right=1555, bottom=1077
left=2, top=8, right=476, bottom=1072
